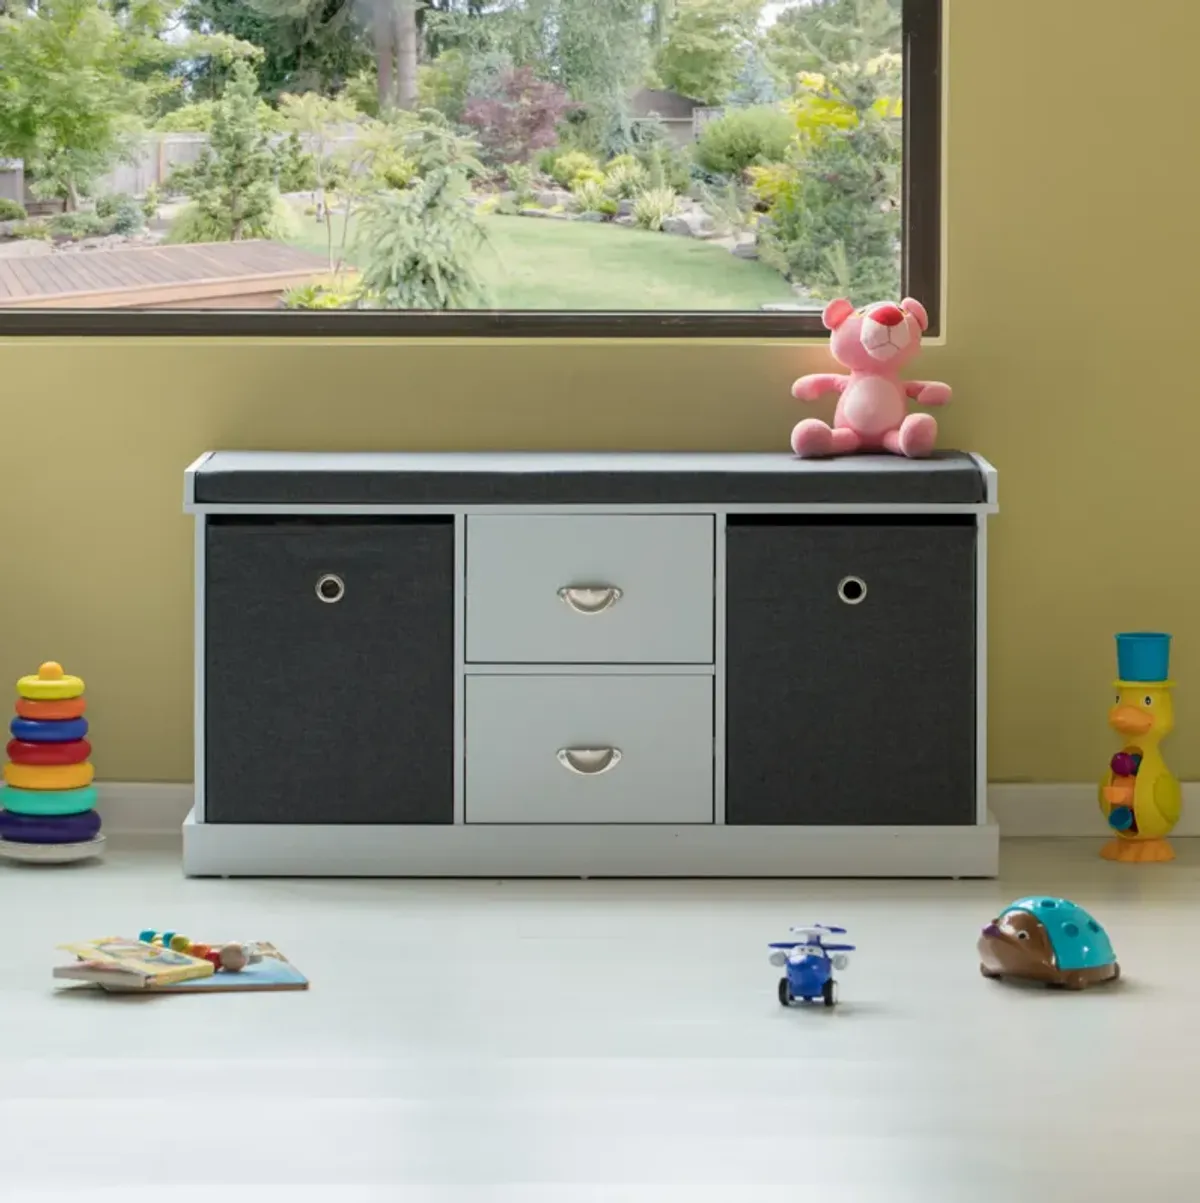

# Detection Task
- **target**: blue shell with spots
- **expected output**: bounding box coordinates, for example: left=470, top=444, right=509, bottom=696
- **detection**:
left=1004, top=897, right=1116, bottom=971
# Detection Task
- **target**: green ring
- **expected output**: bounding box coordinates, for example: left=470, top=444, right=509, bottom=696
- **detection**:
left=1, top=784, right=98, bottom=816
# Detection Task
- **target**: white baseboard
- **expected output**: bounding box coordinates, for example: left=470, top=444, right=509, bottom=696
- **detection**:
left=85, top=781, right=1200, bottom=839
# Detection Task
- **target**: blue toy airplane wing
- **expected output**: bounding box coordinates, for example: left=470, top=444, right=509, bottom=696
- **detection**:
left=821, top=943, right=856, bottom=952
left=768, top=942, right=802, bottom=950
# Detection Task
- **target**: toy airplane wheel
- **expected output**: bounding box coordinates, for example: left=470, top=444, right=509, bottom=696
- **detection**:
left=777, top=978, right=791, bottom=1007
left=822, top=979, right=838, bottom=1008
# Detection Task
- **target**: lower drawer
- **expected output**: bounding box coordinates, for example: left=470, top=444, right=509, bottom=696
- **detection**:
left=465, top=675, right=713, bottom=824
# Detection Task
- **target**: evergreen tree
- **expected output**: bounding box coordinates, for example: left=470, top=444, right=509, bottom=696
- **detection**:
left=759, top=0, right=903, bottom=304
left=187, top=61, right=278, bottom=240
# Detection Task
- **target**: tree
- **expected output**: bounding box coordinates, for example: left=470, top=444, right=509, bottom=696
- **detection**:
left=758, top=13, right=904, bottom=304
left=182, top=0, right=371, bottom=100
left=654, top=0, right=764, bottom=105
left=462, top=66, right=574, bottom=165
left=246, top=0, right=420, bottom=113
left=765, top=0, right=901, bottom=88
left=353, top=112, right=489, bottom=309
left=0, top=0, right=148, bottom=207
left=185, top=61, right=278, bottom=240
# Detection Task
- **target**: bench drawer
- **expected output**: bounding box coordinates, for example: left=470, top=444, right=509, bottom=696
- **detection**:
left=465, top=674, right=713, bottom=824
left=466, top=515, right=714, bottom=664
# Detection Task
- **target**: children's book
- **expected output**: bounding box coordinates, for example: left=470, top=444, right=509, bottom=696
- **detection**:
left=54, top=939, right=308, bottom=994
left=54, top=937, right=215, bottom=989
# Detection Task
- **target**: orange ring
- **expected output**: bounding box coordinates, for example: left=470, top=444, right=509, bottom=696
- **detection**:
left=15, top=697, right=87, bottom=721
left=3, top=761, right=94, bottom=791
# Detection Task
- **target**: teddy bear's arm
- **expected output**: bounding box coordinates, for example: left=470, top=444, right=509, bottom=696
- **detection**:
left=792, top=373, right=849, bottom=402
left=904, top=380, right=952, bottom=406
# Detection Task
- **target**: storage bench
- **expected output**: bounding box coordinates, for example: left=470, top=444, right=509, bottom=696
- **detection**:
left=183, top=450, right=998, bottom=877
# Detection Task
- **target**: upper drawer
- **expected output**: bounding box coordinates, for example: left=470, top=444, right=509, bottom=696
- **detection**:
left=466, top=515, right=714, bottom=664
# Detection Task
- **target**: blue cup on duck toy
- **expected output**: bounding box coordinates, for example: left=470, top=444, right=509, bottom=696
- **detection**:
left=1116, top=632, right=1171, bottom=682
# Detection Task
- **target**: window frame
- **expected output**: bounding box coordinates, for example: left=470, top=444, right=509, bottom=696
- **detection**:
left=0, top=0, right=942, bottom=340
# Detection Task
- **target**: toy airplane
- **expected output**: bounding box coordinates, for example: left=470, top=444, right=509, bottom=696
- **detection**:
left=768, top=924, right=855, bottom=1008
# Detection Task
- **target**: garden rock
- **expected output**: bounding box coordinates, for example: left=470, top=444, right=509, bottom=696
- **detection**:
left=0, top=238, right=52, bottom=259
left=614, top=216, right=636, bottom=227
left=731, top=235, right=758, bottom=260
left=577, top=211, right=608, bottom=222
left=536, top=188, right=572, bottom=209
left=662, top=211, right=717, bottom=239
left=519, top=207, right=570, bottom=220
left=616, top=198, right=635, bottom=218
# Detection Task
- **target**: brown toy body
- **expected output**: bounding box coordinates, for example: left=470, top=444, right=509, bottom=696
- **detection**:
left=977, top=903, right=1120, bottom=991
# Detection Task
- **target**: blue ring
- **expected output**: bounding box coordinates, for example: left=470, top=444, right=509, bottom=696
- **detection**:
left=0, top=808, right=101, bottom=843
left=9, top=716, right=88, bottom=743
left=0, top=784, right=98, bottom=816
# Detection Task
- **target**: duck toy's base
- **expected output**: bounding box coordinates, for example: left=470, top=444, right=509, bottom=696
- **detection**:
left=1101, top=837, right=1175, bottom=863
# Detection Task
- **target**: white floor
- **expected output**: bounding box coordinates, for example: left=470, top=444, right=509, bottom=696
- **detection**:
left=2, top=837, right=1199, bottom=1202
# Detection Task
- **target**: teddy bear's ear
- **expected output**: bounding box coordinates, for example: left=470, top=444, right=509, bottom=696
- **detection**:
left=821, top=298, right=855, bottom=330
left=900, top=297, right=929, bottom=331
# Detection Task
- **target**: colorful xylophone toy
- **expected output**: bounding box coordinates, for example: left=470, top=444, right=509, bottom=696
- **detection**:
left=0, top=662, right=104, bottom=864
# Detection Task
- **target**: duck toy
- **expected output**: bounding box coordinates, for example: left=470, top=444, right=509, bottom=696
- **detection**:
left=1099, top=632, right=1181, bottom=863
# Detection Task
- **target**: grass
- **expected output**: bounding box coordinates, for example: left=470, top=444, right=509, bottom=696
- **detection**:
left=287, top=211, right=798, bottom=310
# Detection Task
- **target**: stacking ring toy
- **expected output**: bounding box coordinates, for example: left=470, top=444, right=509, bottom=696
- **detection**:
left=9, top=717, right=88, bottom=743
left=0, top=784, right=97, bottom=816
left=4, top=761, right=94, bottom=790
left=0, top=808, right=101, bottom=844
left=16, top=697, right=86, bottom=721
left=7, top=738, right=91, bottom=766
left=17, top=662, right=85, bottom=701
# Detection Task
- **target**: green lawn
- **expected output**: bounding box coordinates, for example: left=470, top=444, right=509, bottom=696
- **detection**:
left=288, top=211, right=797, bottom=310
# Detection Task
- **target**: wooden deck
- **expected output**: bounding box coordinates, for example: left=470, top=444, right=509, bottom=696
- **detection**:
left=0, top=240, right=332, bottom=309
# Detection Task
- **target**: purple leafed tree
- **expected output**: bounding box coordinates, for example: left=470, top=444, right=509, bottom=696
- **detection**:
left=462, top=67, right=577, bottom=165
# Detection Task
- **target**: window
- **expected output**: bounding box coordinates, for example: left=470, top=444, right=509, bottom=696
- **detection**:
left=0, top=0, right=941, bottom=337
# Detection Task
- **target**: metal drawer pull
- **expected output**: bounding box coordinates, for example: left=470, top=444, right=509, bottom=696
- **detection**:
left=837, top=576, right=867, bottom=605
left=557, top=585, right=623, bottom=615
left=557, top=747, right=622, bottom=776
left=315, top=573, right=346, bottom=604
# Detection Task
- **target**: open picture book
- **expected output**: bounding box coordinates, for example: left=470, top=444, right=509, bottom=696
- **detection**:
left=54, top=937, right=308, bottom=993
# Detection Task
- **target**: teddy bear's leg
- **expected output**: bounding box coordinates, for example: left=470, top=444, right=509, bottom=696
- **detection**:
left=792, top=421, right=864, bottom=458
left=883, top=413, right=938, bottom=458
left=791, top=419, right=834, bottom=457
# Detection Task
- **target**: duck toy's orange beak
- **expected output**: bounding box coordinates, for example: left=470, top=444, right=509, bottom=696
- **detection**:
left=1108, top=706, right=1153, bottom=736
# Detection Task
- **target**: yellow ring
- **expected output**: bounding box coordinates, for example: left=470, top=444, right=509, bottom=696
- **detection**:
left=3, top=761, right=95, bottom=790
left=17, top=662, right=85, bottom=701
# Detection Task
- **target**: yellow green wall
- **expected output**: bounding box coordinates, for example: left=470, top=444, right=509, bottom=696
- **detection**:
left=0, top=0, right=1194, bottom=784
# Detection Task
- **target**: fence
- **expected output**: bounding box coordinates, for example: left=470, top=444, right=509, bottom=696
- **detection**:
left=93, top=135, right=209, bottom=197
left=0, top=160, right=24, bottom=205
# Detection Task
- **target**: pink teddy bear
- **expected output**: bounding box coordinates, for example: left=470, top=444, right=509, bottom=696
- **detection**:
left=790, top=297, right=951, bottom=458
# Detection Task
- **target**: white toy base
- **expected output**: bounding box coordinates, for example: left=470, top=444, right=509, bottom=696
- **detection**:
left=0, top=834, right=106, bottom=864
left=182, top=809, right=999, bottom=879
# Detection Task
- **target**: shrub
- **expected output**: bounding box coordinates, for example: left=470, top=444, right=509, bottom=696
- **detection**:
left=603, top=157, right=647, bottom=199
left=570, top=178, right=611, bottom=215
left=282, top=282, right=358, bottom=310
left=95, top=193, right=144, bottom=235
left=167, top=195, right=299, bottom=245
left=632, top=187, right=679, bottom=231
left=745, top=162, right=795, bottom=211
left=8, top=220, right=49, bottom=240
left=534, top=147, right=559, bottom=176
left=0, top=198, right=27, bottom=222
left=694, top=106, right=794, bottom=176
left=549, top=150, right=600, bottom=189
left=275, top=133, right=318, bottom=193
left=503, top=162, right=535, bottom=202
left=462, top=67, right=576, bottom=166
left=48, top=211, right=109, bottom=240
left=143, top=184, right=161, bottom=223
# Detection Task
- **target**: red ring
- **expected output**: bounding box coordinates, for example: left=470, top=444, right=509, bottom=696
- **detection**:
left=6, top=738, right=92, bottom=766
